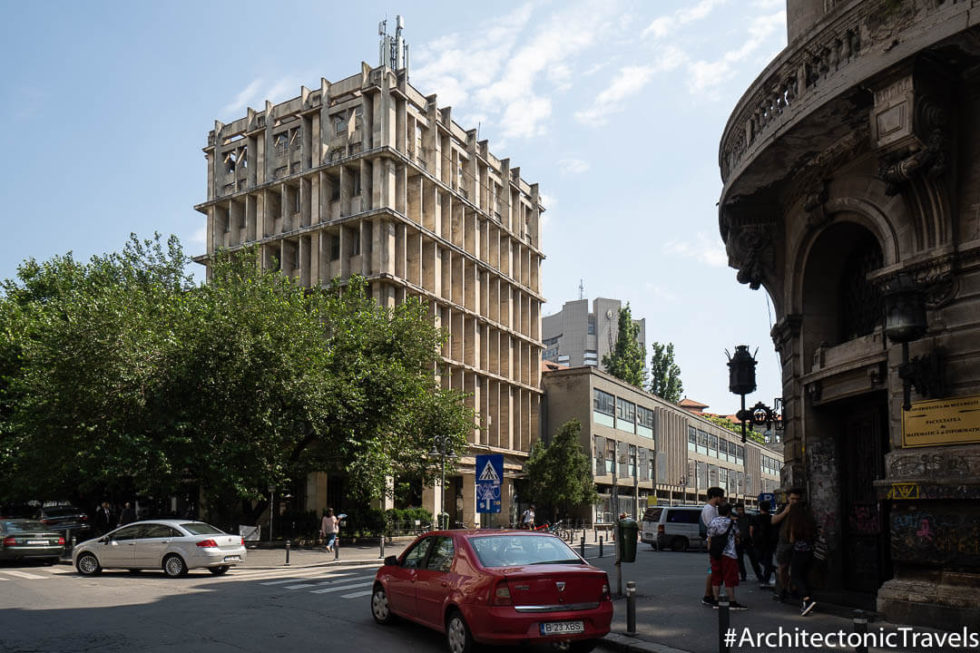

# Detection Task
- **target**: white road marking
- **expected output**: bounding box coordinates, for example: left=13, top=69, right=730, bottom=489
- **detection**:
left=340, top=590, right=372, bottom=599
left=309, top=581, right=373, bottom=594
left=2, top=570, right=47, bottom=580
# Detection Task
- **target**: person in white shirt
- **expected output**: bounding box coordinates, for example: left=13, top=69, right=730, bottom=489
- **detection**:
left=700, top=487, right=726, bottom=607
left=521, top=505, right=535, bottom=529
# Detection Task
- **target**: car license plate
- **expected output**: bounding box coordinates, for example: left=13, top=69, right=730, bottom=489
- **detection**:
left=27, top=540, right=48, bottom=545
left=540, top=621, right=585, bottom=636
left=223, top=555, right=241, bottom=562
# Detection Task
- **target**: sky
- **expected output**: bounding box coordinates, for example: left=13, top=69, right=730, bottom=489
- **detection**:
left=0, top=0, right=787, bottom=415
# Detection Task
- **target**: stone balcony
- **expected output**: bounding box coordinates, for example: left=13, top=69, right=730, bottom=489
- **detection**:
left=718, top=0, right=978, bottom=205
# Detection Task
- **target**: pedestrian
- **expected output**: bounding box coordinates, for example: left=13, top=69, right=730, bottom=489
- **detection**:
left=117, top=501, right=137, bottom=527
left=770, top=488, right=803, bottom=602
left=521, top=505, right=535, bottom=530
left=785, top=502, right=818, bottom=615
left=752, top=500, right=778, bottom=588
left=320, top=508, right=339, bottom=552
left=706, top=503, right=747, bottom=610
left=700, top=486, right=725, bottom=607
left=94, top=501, right=113, bottom=535
left=735, top=504, right=763, bottom=583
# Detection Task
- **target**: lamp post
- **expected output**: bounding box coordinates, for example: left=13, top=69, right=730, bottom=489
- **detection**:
left=727, top=345, right=758, bottom=444
left=430, top=435, right=457, bottom=529
left=882, top=273, right=932, bottom=411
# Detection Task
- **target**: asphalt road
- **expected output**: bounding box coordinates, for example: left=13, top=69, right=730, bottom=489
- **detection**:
left=0, top=559, right=448, bottom=653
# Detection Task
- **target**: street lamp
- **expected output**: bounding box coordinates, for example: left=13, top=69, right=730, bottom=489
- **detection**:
left=430, top=435, right=457, bottom=529
left=882, top=272, right=943, bottom=410
left=726, top=345, right=758, bottom=443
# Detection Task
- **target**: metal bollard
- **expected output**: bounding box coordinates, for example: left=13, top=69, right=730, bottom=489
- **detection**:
left=580, top=535, right=586, bottom=558
left=334, top=536, right=340, bottom=560
left=626, top=581, right=637, bottom=636
left=285, top=539, right=291, bottom=566
left=380, top=533, right=386, bottom=559
left=599, top=536, right=604, bottom=558
left=853, top=610, right=868, bottom=653
left=70, top=535, right=76, bottom=555
left=717, top=594, right=730, bottom=653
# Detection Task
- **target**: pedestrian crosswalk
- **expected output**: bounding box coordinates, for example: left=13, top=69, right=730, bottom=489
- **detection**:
left=219, top=564, right=380, bottom=600
left=0, top=566, right=72, bottom=581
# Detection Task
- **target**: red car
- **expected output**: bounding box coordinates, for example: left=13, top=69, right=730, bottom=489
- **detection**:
left=371, top=529, right=612, bottom=653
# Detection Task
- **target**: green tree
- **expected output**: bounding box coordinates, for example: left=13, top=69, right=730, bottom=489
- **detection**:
left=602, top=304, right=646, bottom=388
left=0, top=236, right=474, bottom=522
left=524, top=419, right=597, bottom=520
left=649, top=341, right=684, bottom=403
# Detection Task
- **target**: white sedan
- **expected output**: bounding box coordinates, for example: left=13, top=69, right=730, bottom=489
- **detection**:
left=73, top=519, right=247, bottom=577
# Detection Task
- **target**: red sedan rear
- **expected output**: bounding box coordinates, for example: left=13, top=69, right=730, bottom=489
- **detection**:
left=371, top=530, right=612, bottom=653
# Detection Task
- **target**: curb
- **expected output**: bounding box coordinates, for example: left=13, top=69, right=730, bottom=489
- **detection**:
left=599, top=632, right=694, bottom=653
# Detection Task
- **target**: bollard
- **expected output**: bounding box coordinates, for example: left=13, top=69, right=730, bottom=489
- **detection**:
left=626, top=581, right=637, bottom=636
left=580, top=535, right=586, bottom=558
left=853, top=610, right=868, bottom=653
left=334, top=536, right=340, bottom=560
left=717, top=594, right=730, bottom=653
left=70, top=535, right=76, bottom=554
left=285, top=539, right=291, bottom=566
left=380, top=533, right=386, bottom=559
left=599, top=536, right=604, bottom=558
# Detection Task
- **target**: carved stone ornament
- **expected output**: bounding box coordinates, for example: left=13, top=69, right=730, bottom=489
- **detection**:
left=770, top=314, right=802, bottom=354
left=732, top=225, right=775, bottom=290
left=877, top=98, right=948, bottom=196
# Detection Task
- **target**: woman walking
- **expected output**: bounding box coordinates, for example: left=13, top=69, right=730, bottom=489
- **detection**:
left=320, top=508, right=339, bottom=553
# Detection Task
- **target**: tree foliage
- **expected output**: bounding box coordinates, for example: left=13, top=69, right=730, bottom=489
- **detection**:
left=0, top=235, right=473, bottom=520
left=523, top=419, right=597, bottom=520
left=602, top=305, right=646, bottom=388
left=648, top=341, right=684, bottom=403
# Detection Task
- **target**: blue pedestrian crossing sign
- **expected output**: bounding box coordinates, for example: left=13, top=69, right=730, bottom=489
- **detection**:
left=476, top=454, right=503, bottom=514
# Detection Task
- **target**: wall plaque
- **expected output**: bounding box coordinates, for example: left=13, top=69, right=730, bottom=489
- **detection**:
left=902, top=395, right=980, bottom=448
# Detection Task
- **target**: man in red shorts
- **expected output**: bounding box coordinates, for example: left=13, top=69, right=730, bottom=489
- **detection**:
left=707, top=503, right=747, bottom=610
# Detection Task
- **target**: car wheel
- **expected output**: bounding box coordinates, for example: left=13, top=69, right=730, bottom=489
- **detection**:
left=76, top=553, right=101, bottom=576
left=371, top=584, right=394, bottom=624
left=163, top=554, right=188, bottom=577
left=671, top=537, right=689, bottom=552
left=208, top=565, right=230, bottom=576
left=446, top=609, right=473, bottom=653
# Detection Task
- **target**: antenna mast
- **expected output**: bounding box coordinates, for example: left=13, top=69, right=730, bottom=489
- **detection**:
left=378, top=15, right=410, bottom=75
left=578, top=279, right=584, bottom=301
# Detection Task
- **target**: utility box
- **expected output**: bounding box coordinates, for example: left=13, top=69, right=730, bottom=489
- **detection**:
left=618, top=518, right=638, bottom=562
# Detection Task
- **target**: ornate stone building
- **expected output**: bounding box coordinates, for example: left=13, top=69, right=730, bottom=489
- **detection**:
left=718, top=0, right=980, bottom=628
left=195, top=62, right=544, bottom=529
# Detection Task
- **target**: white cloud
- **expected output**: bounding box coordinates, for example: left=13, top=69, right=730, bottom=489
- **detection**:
left=557, top=158, right=590, bottom=175
left=220, top=76, right=307, bottom=119
left=221, top=78, right=264, bottom=116
left=574, top=65, right=656, bottom=124
left=642, top=0, right=728, bottom=39
left=685, top=10, right=785, bottom=96
left=644, top=283, right=678, bottom=303
left=663, top=233, right=728, bottom=267
left=413, top=0, right=624, bottom=141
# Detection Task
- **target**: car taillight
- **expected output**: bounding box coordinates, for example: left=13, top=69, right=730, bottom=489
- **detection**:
left=196, top=539, right=218, bottom=548
left=58, top=537, right=66, bottom=545
left=3, top=536, right=16, bottom=546
left=601, top=582, right=611, bottom=600
left=81, top=515, right=89, bottom=521
left=240, top=537, right=245, bottom=547
left=657, top=524, right=664, bottom=534
left=40, top=519, right=52, bottom=525
left=490, top=580, right=512, bottom=606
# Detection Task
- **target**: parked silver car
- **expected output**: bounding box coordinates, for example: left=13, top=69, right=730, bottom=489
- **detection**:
left=73, top=520, right=246, bottom=577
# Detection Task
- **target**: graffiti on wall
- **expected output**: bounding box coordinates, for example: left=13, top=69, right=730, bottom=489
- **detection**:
left=891, top=505, right=980, bottom=567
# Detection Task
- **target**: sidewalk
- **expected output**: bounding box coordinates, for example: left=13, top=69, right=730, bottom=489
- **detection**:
left=239, top=540, right=409, bottom=569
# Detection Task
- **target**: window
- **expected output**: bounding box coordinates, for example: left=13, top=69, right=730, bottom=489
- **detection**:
left=402, top=537, right=434, bottom=569
left=329, top=235, right=340, bottom=261
left=352, top=173, right=361, bottom=196
left=708, top=434, right=718, bottom=456
left=351, top=229, right=361, bottom=256
left=593, top=389, right=614, bottom=415
left=425, top=536, right=454, bottom=572
left=140, top=524, right=180, bottom=539
left=606, top=440, right=616, bottom=474
left=110, top=525, right=142, bottom=541
left=588, top=315, right=596, bottom=335
left=637, top=405, right=654, bottom=438
left=616, top=398, right=635, bottom=433
left=697, top=429, right=708, bottom=455
left=688, top=426, right=697, bottom=452
left=292, top=188, right=301, bottom=214
left=274, top=133, right=288, bottom=158
left=334, top=113, right=347, bottom=135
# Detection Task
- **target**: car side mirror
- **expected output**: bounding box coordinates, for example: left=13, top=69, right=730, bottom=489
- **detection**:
left=98, top=536, right=109, bottom=544
left=384, top=555, right=399, bottom=567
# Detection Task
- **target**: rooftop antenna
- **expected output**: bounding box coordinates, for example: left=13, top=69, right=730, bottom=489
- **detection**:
left=578, top=279, right=584, bottom=300
left=378, top=15, right=410, bottom=76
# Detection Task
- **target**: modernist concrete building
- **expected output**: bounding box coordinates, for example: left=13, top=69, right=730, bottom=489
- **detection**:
left=542, top=298, right=646, bottom=370
left=719, top=0, right=980, bottom=627
left=195, top=61, right=544, bottom=529
left=541, top=366, right=781, bottom=523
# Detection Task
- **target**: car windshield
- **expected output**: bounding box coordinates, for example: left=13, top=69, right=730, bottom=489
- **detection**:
left=179, top=522, right=224, bottom=535
left=470, top=534, right=583, bottom=567
left=2, top=520, right=49, bottom=533
left=43, top=507, right=80, bottom=517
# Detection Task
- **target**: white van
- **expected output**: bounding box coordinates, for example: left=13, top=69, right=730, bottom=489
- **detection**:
left=640, top=505, right=706, bottom=552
